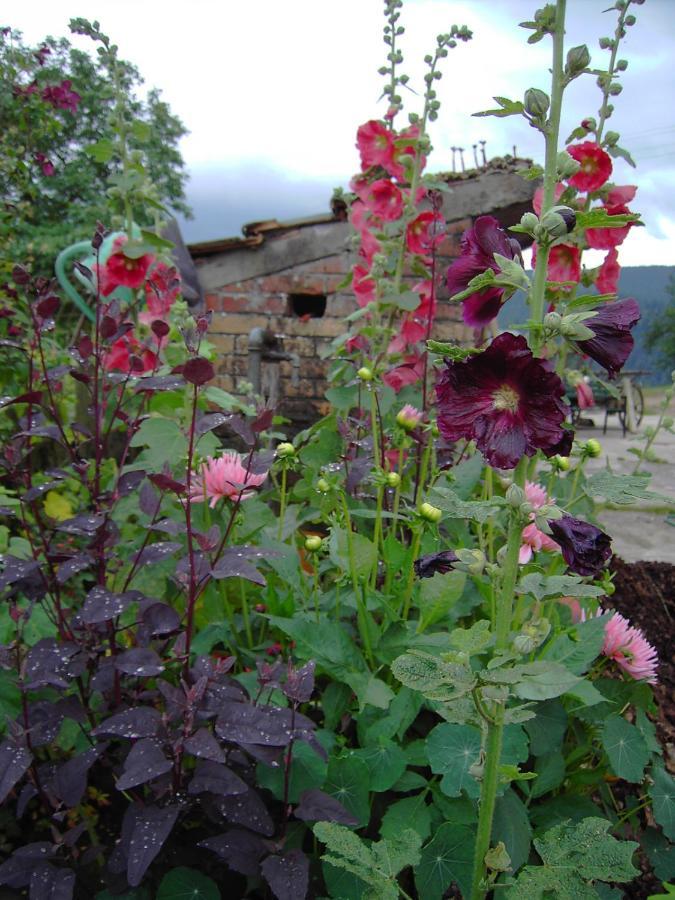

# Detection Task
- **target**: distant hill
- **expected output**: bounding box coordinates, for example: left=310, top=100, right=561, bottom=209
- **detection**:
left=498, top=265, right=675, bottom=385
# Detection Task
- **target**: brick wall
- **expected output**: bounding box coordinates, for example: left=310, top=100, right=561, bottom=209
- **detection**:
left=200, top=218, right=471, bottom=424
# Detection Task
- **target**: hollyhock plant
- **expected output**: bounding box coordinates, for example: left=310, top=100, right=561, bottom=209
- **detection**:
left=548, top=514, right=612, bottom=577
left=41, top=79, right=81, bottom=113
left=576, top=381, right=595, bottom=409
left=533, top=182, right=565, bottom=215
left=356, top=119, right=394, bottom=171
left=103, top=335, right=157, bottom=374
left=405, top=210, right=445, bottom=256
left=596, top=247, right=620, bottom=294
left=585, top=188, right=637, bottom=250
left=364, top=179, right=404, bottom=221
left=577, top=297, right=641, bottom=377
left=446, top=216, right=523, bottom=327
left=190, top=452, right=268, bottom=507
left=435, top=332, right=569, bottom=469
left=139, top=263, right=181, bottom=327
left=548, top=244, right=581, bottom=283
left=383, top=354, right=425, bottom=392
left=602, top=612, right=658, bottom=683
left=567, top=141, right=612, bottom=193
left=352, top=264, right=376, bottom=307
left=99, top=236, right=155, bottom=296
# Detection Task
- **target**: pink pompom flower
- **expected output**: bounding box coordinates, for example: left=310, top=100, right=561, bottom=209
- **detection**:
left=519, top=481, right=560, bottom=564
left=602, top=612, right=658, bottom=683
left=190, top=453, right=268, bottom=507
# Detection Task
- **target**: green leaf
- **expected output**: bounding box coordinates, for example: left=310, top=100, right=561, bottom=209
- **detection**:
left=85, top=138, right=115, bottom=163
left=380, top=794, right=432, bottom=843
left=430, top=485, right=503, bottom=523
left=524, top=700, right=568, bottom=756
left=426, top=341, right=480, bottom=361
left=140, top=229, right=175, bottom=251
left=493, top=788, right=532, bottom=872
left=449, top=619, right=492, bottom=656
left=414, top=823, right=474, bottom=899
left=156, top=867, right=220, bottom=900
left=344, top=673, right=394, bottom=712
left=544, top=615, right=607, bottom=675
left=529, top=751, right=566, bottom=799
left=576, top=208, right=641, bottom=229
left=506, top=817, right=639, bottom=898
left=350, top=742, right=407, bottom=793
left=257, top=740, right=326, bottom=802
left=383, top=291, right=420, bottom=311
left=586, top=471, right=674, bottom=507
left=474, top=95, right=525, bottom=118
left=324, top=755, right=371, bottom=827
left=267, top=616, right=367, bottom=681
left=131, top=120, right=152, bottom=143
left=129, top=417, right=187, bottom=469
left=425, top=723, right=481, bottom=798
left=650, top=767, right=675, bottom=840
left=518, top=573, right=605, bottom=602
left=508, top=661, right=582, bottom=700
left=329, top=526, right=376, bottom=579
left=391, top=650, right=475, bottom=702
left=371, top=829, right=422, bottom=878
left=642, top=828, right=675, bottom=881
left=417, top=570, right=467, bottom=631
left=203, top=385, right=240, bottom=411
left=325, top=384, right=358, bottom=411
left=602, top=717, right=650, bottom=783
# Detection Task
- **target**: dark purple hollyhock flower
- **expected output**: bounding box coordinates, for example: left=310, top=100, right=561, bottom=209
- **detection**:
left=435, top=333, right=569, bottom=470
left=543, top=427, right=574, bottom=459
left=577, top=298, right=640, bottom=378
left=446, top=216, right=523, bottom=327
left=414, top=549, right=459, bottom=579
left=548, top=515, right=612, bottom=577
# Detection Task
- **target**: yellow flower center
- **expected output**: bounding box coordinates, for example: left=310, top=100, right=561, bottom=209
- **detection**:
left=492, top=384, right=520, bottom=412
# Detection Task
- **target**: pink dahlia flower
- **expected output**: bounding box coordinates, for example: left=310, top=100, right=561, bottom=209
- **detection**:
left=602, top=612, right=658, bottom=683
left=435, top=332, right=569, bottom=470
left=519, top=481, right=560, bottom=564
left=446, top=216, right=523, bottom=327
left=190, top=453, right=268, bottom=506
left=567, top=141, right=613, bottom=193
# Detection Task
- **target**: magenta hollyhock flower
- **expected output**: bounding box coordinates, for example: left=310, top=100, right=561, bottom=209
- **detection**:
left=567, top=141, right=613, bottom=193
left=548, top=244, right=581, bottom=283
left=356, top=120, right=394, bottom=171
left=435, top=333, right=569, bottom=469
left=139, top=263, right=181, bottom=327
left=414, top=549, right=459, bottom=579
left=364, top=178, right=404, bottom=221
left=576, top=381, right=595, bottom=410
left=586, top=201, right=634, bottom=250
left=352, top=264, right=376, bottom=307
left=100, top=237, right=154, bottom=295
left=596, top=248, right=620, bottom=294
left=602, top=612, right=658, bottom=683
left=190, top=452, right=268, bottom=507
left=446, top=216, right=523, bottom=327
left=384, top=354, right=424, bottom=392
left=42, top=79, right=81, bottom=113
left=406, top=211, right=445, bottom=256
left=577, top=298, right=641, bottom=377
left=548, top=515, right=612, bottom=577
left=103, top=336, right=158, bottom=375
left=34, top=152, right=55, bottom=177
left=387, top=124, right=426, bottom=180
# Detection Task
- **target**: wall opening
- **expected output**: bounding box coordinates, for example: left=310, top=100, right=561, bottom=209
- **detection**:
left=287, top=293, right=326, bottom=319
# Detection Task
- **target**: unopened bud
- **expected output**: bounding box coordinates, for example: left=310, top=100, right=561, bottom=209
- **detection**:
left=385, top=471, right=401, bottom=488
left=316, top=478, right=330, bottom=494
left=566, top=44, right=591, bottom=76
left=584, top=438, right=602, bottom=458
left=524, top=87, right=550, bottom=120
left=304, top=535, right=322, bottom=552
left=357, top=366, right=373, bottom=382
left=276, top=442, right=295, bottom=459
left=396, top=405, right=422, bottom=431
left=616, top=59, right=628, bottom=71
left=556, top=150, right=581, bottom=178
left=540, top=205, right=576, bottom=238
left=554, top=455, right=571, bottom=471
left=520, top=212, right=539, bottom=232
left=604, top=131, right=620, bottom=146
left=544, top=311, right=563, bottom=330
left=625, top=14, right=636, bottom=25
left=419, top=502, right=442, bottom=524
left=506, top=484, right=526, bottom=508
left=599, top=36, right=612, bottom=49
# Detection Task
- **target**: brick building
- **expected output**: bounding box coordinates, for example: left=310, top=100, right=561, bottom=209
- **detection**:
left=189, top=162, right=536, bottom=426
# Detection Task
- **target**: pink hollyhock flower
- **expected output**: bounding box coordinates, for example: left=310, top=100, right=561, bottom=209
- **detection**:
left=387, top=125, right=426, bottom=180
left=103, top=336, right=158, bottom=374
left=34, top=152, right=55, bottom=176
left=602, top=612, right=658, bottom=683
left=384, top=354, right=425, bottom=392
left=533, top=183, right=565, bottom=216
left=586, top=202, right=634, bottom=250
left=359, top=228, right=381, bottom=265
left=364, top=179, right=404, bottom=221
left=356, top=120, right=394, bottom=171
left=596, top=248, right=620, bottom=294
left=139, top=263, right=181, bottom=327
left=41, top=79, right=81, bottom=113
left=532, top=242, right=581, bottom=284
left=577, top=298, right=640, bottom=377
left=352, top=264, right=376, bottom=307
left=345, top=334, right=368, bottom=354
left=435, top=332, right=569, bottom=469
left=519, top=481, right=560, bottom=564
left=406, top=211, right=445, bottom=256
left=101, top=237, right=155, bottom=295
left=607, top=185, right=637, bottom=206
left=446, top=216, right=523, bottom=327
left=567, top=141, right=613, bottom=193
left=576, top=381, right=595, bottom=409
left=190, top=452, right=268, bottom=507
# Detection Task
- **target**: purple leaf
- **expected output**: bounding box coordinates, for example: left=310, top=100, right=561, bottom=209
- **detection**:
left=195, top=412, right=230, bottom=437
left=54, top=748, right=100, bottom=806
left=147, top=473, right=186, bottom=494
left=187, top=760, right=247, bottom=797
left=55, top=514, right=105, bottom=535
left=184, top=728, right=226, bottom=763
left=211, top=788, right=274, bottom=836
left=114, top=648, right=164, bottom=677
left=118, top=470, right=146, bottom=496
left=139, top=481, right=161, bottom=518
left=294, top=789, right=359, bottom=825
left=22, top=481, right=62, bottom=502
left=252, top=407, right=275, bottom=434
left=81, top=586, right=134, bottom=624
left=133, top=541, right=181, bottom=566
left=182, top=356, right=214, bottom=385
left=24, top=701, right=68, bottom=746
left=0, top=557, right=40, bottom=590
left=283, top=661, right=315, bottom=704
left=56, top=552, right=93, bottom=584
left=0, top=391, right=43, bottom=408
left=215, top=702, right=307, bottom=746
left=150, top=518, right=186, bottom=536
left=134, top=374, right=186, bottom=392
left=226, top=414, right=254, bottom=447
left=199, top=828, right=266, bottom=876
left=211, top=545, right=278, bottom=586
left=174, top=551, right=211, bottom=589
left=261, top=849, right=309, bottom=900
left=24, top=640, right=84, bottom=689
left=0, top=739, right=31, bottom=803
left=141, top=602, right=180, bottom=636
left=93, top=707, right=162, bottom=739
left=29, top=864, right=75, bottom=900
left=16, top=783, right=37, bottom=818
left=0, top=844, right=54, bottom=888
left=116, top=740, right=172, bottom=791
left=126, top=803, right=179, bottom=886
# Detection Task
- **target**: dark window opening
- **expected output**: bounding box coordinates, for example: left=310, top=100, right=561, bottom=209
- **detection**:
left=287, top=293, right=326, bottom=318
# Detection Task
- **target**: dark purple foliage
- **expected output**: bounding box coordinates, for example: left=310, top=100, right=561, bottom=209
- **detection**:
left=116, top=740, right=172, bottom=790
left=261, top=849, right=310, bottom=900
left=199, top=828, right=266, bottom=876
left=294, top=789, right=359, bottom=825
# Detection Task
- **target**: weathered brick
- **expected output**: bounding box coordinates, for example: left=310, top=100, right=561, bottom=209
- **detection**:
left=327, top=295, right=357, bottom=318
left=210, top=312, right=260, bottom=335
left=282, top=316, right=347, bottom=339
left=212, top=373, right=236, bottom=392
left=210, top=334, right=235, bottom=355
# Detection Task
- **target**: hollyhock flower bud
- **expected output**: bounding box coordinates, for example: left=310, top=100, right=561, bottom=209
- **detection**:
left=565, top=44, right=591, bottom=76
left=544, top=311, right=563, bottom=331
left=413, top=549, right=458, bottom=578
left=542, top=205, right=577, bottom=237
left=524, top=88, right=550, bottom=120
left=304, top=535, right=322, bottom=552
left=557, top=151, right=581, bottom=179
left=520, top=212, right=539, bottom=232
left=548, top=515, right=612, bottom=576
left=506, top=484, right=526, bottom=508
left=419, top=502, right=442, bottom=524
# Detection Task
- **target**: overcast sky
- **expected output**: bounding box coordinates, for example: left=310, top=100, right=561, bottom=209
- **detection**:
left=8, top=0, right=675, bottom=266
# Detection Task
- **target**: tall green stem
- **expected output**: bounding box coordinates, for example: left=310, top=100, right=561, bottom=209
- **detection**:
left=340, top=492, right=374, bottom=665
left=529, top=0, right=567, bottom=355
left=277, top=464, right=288, bottom=541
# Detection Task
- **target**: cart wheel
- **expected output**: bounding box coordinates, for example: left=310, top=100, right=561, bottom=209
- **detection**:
left=632, top=383, right=645, bottom=426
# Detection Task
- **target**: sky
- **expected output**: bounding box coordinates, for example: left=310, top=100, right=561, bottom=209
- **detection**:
left=7, top=0, right=675, bottom=266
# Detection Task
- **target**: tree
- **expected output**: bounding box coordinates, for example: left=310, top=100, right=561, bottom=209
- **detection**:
left=0, top=22, right=191, bottom=277
left=644, top=274, right=675, bottom=372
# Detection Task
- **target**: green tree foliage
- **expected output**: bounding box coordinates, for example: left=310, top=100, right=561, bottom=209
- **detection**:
left=0, top=23, right=190, bottom=276
left=645, top=275, right=675, bottom=371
